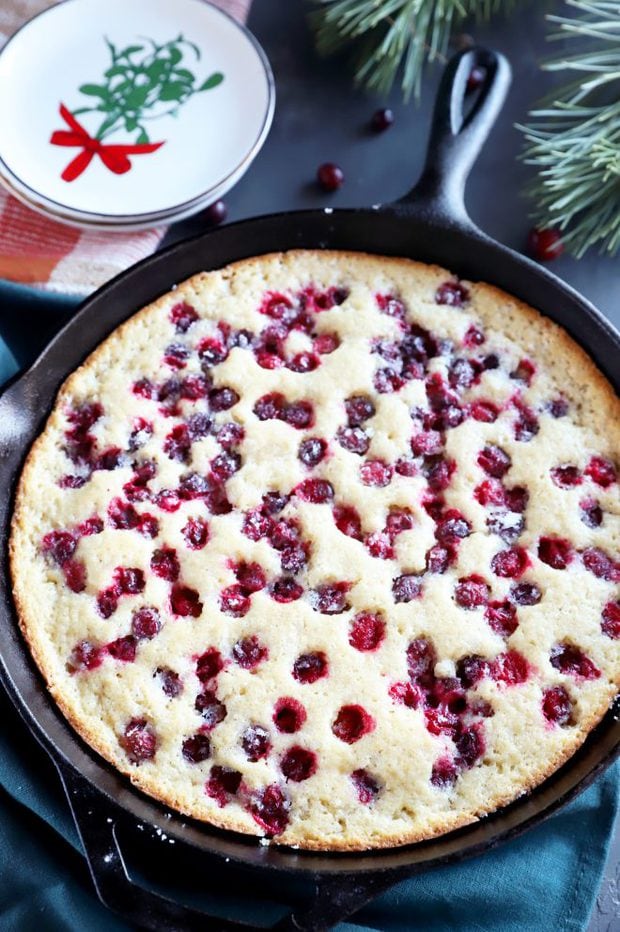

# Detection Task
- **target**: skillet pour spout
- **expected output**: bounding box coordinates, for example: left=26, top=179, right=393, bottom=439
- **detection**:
left=0, top=46, right=618, bottom=932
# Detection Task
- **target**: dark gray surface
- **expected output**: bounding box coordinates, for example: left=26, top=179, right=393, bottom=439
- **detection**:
left=164, top=2, right=618, bottom=929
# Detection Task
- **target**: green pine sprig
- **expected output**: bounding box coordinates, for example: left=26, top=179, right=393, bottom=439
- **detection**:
left=518, top=1, right=620, bottom=257
left=309, top=0, right=518, bottom=100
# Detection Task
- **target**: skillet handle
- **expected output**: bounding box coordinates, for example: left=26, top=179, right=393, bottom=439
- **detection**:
left=397, top=47, right=511, bottom=225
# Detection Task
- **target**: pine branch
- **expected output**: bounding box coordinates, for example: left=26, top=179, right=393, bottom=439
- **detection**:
left=518, top=1, right=620, bottom=257
left=309, top=0, right=519, bottom=100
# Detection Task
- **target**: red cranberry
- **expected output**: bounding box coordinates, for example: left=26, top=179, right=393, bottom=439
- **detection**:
left=392, top=574, right=422, bottom=603
left=510, top=582, right=542, bottom=606
left=389, top=681, right=421, bottom=708
left=317, top=162, right=344, bottom=192
left=471, top=400, right=501, bottom=423
left=232, top=636, right=269, bottom=670
left=430, top=756, right=458, bottom=789
left=67, top=639, right=103, bottom=673
left=287, top=351, right=320, bottom=373
left=156, top=667, right=183, bottom=697
left=97, top=587, right=119, bottom=619
left=349, top=612, right=386, bottom=652
left=332, top=705, right=374, bottom=744
left=466, top=65, right=486, bottom=93
left=542, top=686, right=573, bottom=727
left=514, top=410, right=539, bottom=442
left=170, top=584, right=203, bottom=617
left=181, top=516, right=210, bottom=550
left=374, top=367, right=405, bottom=394
left=485, top=600, right=518, bottom=636
left=456, top=654, right=489, bottom=688
left=113, top=566, right=145, bottom=595
left=182, top=733, right=211, bottom=763
left=406, top=638, right=436, bottom=685
left=150, top=547, right=180, bottom=581
left=478, top=444, right=511, bottom=478
left=273, top=697, right=306, bottom=734
left=550, top=642, right=600, bottom=680
left=360, top=459, right=393, bottom=487
left=345, top=395, right=375, bottom=426
left=602, top=601, right=620, bottom=639
left=454, top=574, right=489, bottom=610
left=283, top=400, right=314, bottom=429
left=365, top=530, right=394, bottom=560
left=279, top=543, right=309, bottom=574
left=538, top=536, right=573, bottom=570
left=152, top=489, right=181, bottom=512
left=196, top=648, right=224, bottom=684
left=455, top=723, right=485, bottom=768
left=41, top=530, right=77, bottom=566
left=292, top=651, right=328, bottom=684
left=270, top=577, right=304, bottom=603
left=210, top=451, right=241, bottom=481
left=547, top=397, right=569, bottom=418
left=411, top=431, right=442, bottom=456
left=463, top=325, right=485, bottom=347
left=436, top=510, right=471, bottom=544
left=510, top=359, right=536, bottom=386
left=336, top=425, right=370, bottom=455
left=298, top=437, right=328, bottom=468
left=425, top=706, right=459, bottom=738
left=582, top=547, right=620, bottom=582
left=203, top=199, right=227, bottom=225
left=580, top=498, right=603, bottom=528
left=491, top=650, right=529, bottom=686
left=169, top=302, right=198, bottom=333
left=219, top=584, right=250, bottom=618
left=130, top=607, right=160, bottom=640
left=107, top=635, right=137, bottom=662
left=371, top=107, right=394, bottom=132
left=216, top=422, right=244, bottom=450
left=550, top=465, right=582, bottom=489
left=426, top=544, right=455, bottom=574
left=314, top=332, right=340, bottom=354
left=247, top=784, right=290, bottom=835
left=280, top=746, right=317, bottom=782
left=486, top=512, right=525, bottom=544
left=120, top=718, right=157, bottom=764
left=309, top=581, right=350, bottom=614
left=242, top=508, right=273, bottom=541
left=295, top=478, right=334, bottom=503
left=351, top=769, right=381, bottom=804
left=195, top=690, right=227, bottom=727
left=58, top=475, right=87, bottom=489
left=474, top=479, right=506, bottom=507
left=206, top=765, right=242, bottom=807
left=333, top=504, right=363, bottom=540
left=527, top=227, right=564, bottom=262
left=585, top=456, right=616, bottom=488
left=491, top=547, right=530, bottom=579
left=235, top=562, right=267, bottom=594
left=242, top=724, right=271, bottom=761
left=435, top=281, right=469, bottom=307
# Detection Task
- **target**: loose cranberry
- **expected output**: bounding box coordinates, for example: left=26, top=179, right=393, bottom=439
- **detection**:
left=392, top=574, right=422, bottom=603
left=195, top=690, right=227, bottom=727
left=351, top=769, right=381, bottom=805
left=333, top=504, right=363, bottom=540
left=156, top=667, right=183, bottom=697
left=582, top=547, right=620, bottom=582
left=248, top=784, right=290, bottom=835
left=292, top=651, right=328, bottom=684
left=491, top=650, right=529, bottom=686
left=270, top=577, right=304, bottom=603
left=67, top=640, right=104, bottom=673
left=510, top=582, right=542, bottom=606
left=435, top=281, right=469, bottom=307
left=542, top=686, right=573, bottom=727
left=550, top=465, right=582, bottom=489
left=360, top=459, right=393, bottom=487
left=491, top=547, right=530, bottom=579
left=170, top=584, right=203, bottom=617
left=407, top=638, right=436, bottom=686
left=280, top=746, right=317, bottom=782
left=119, top=718, right=157, bottom=764
left=527, top=227, right=564, bottom=262
left=431, top=757, right=458, bottom=789
left=426, top=544, right=455, bottom=574
left=203, top=199, right=227, bottom=225
left=97, top=587, right=119, bottom=619
left=538, top=536, right=573, bottom=570
left=220, top=584, right=251, bottom=617
left=295, top=478, right=334, bottom=503
left=41, top=530, right=77, bottom=566
left=456, top=655, right=489, bottom=688
left=469, top=400, right=500, bottom=423
left=370, top=107, right=394, bottom=132
left=317, top=162, right=344, bottom=192
left=298, top=437, right=328, bottom=468
left=585, top=456, right=617, bottom=488
left=107, top=635, right=137, bottom=662
left=150, top=547, right=180, bottom=582
left=332, top=705, right=375, bottom=744
left=232, top=636, right=269, bottom=670
left=485, top=600, right=518, bottom=636
left=601, top=601, right=620, bottom=639
left=273, top=697, right=306, bottom=734
left=345, top=395, right=375, bottom=426
left=242, top=724, right=271, bottom=761
left=454, top=574, right=489, bottom=610
left=455, top=723, right=485, bottom=768
left=478, top=444, right=511, bottom=478
left=466, top=64, right=486, bottom=93
left=336, top=425, right=370, bottom=455
left=309, top=582, right=350, bottom=614
left=206, top=765, right=242, bottom=807
left=389, top=681, right=421, bottom=708
left=580, top=498, right=603, bottom=528
left=550, top=643, right=600, bottom=680
left=348, top=612, right=386, bottom=652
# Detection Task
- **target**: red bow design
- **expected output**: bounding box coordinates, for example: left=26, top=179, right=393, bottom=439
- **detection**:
left=50, top=104, right=164, bottom=182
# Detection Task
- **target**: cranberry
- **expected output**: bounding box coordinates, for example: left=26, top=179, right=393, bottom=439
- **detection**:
left=113, top=566, right=145, bottom=595
left=203, top=199, right=227, bottom=225
left=284, top=400, right=314, bottom=429
left=163, top=424, right=191, bottom=463
left=504, top=486, right=529, bottom=513
left=370, top=107, right=394, bottom=132
left=486, top=512, right=525, bottom=544
left=333, top=504, right=363, bottom=540
left=332, top=705, right=374, bottom=744
left=602, top=601, right=620, bottom=639
left=538, top=536, right=573, bottom=570
left=273, top=697, right=306, bottom=734
left=180, top=375, right=210, bottom=400
left=210, top=451, right=241, bottom=482
left=463, top=325, right=485, bottom=347
left=153, top=489, right=181, bottom=512
left=478, top=444, right=511, bottom=478
left=67, top=640, right=103, bottom=673
left=248, top=784, right=290, bottom=835
left=510, top=582, right=542, bottom=606
left=435, top=281, right=469, bottom=307
left=430, top=757, right=458, bottom=789
left=449, top=357, right=480, bottom=390
left=485, top=600, right=518, bottom=637
left=527, top=227, right=564, bottom=262
left=292, top=651, right=328, bottom=684
left=270, top=577, right=303, bottom=603
left=242, top=724, right=271, bottom=761
left=585, top=456, right=616, bottom=488
left=365, top=531, right=394, bottom=560
left=309, top=581, right=350, bottom=614
left=206, top=766, right=242, bottom=807
left=317, top=162, right=344, bottom=191
left=392, top=574, right=422, bottom=603
left=41, top=530, right=76, bottom=566
left=107, top=635, right=137, bottom=662
left=216, top=422, right=244, bottom=450
left=345, top=395, right=375, bottom=426
left=97, top=587, right=119, bottom=619
left=406, top=638, right=436, bottom=686
left=424, top=456, right=456, bottom=492
left=348, top=612, right=386, bottom=652
left=550, top=465, right=582, bottom=489
left=279, top=544, right=309, bottom=575
left=510, top=359, right=536, bottom=386
left=514, top=410, right=539, bottom=442
left=456, top=655, right=489, bottom=688
left=474, top=479, right=506, bottom=507
left=373, top=367, right=406, bottom=395
left=263, top=491, right=289, bottom=515
left=454, top=574, right=489, bottom=609
left=220, top=584, right=251, bottom=617
left=195, top=648, right=224, bottom=684
left=491, top=650, right=529, bottom=686
left=580, top=498, right=603, bottom=528
left=169, top=302, right=198, bottom=333
left=410, top=431, right=442, bottom=457
left=179, top=516, right=208, bottom=550
left=129, top=606, right=160, bottom=640
left=150, top=547, right=179, bottom=582
left=170, top=584, right=203, bottom=617
left=542, top=686, right=573, bottom=727
left=455, top=723, right=485, bottom=768
left=469, top=400, right=500, bottom=423
left=336, top=425, right=370, bottom=455
left=119, top=718, right=157, bottom=764
left=547, top=397, right=569, bottom=418
left=425, top=706, right=459, bottom=738
left=156, top=667, right=183, bottom=697
left=132, top=377, right=156, bottom=399
left=233, top=562, right=266, bottom=595
left=466, top=64, right=486, bottom=93
left=436, top=510, right=471, bottom=544
left=195, top=690, right=227, bottom=727
left=389, top=681, right=421, bottom=708
left=287, top=351, right=320, bottom=373
left=426, top=544, right=454, bottom=574
left=298, top=437, right=328, bottom=467
left=491, top=546, right=530, bottom=579
left=295, top=478, right=334, bottom=503
left=182, top=733, right=211, bottom=763
left=58, top=475, right=87, bottom=489
left=280, top=746, right=317, bottom=783
left=314, top=332, right=340, bottom=354
left=550, top=643, right=600, bottom=680
left=232, top=636, right=269, bottom=670
left=582, top=547, right=620, bottom=582
left=351, top=769, right=381, bottom=805
left=242, top=509, right=272, bottom=542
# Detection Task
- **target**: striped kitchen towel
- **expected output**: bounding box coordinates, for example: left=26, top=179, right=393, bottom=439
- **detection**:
left=0, top=0, right=251, bottom=297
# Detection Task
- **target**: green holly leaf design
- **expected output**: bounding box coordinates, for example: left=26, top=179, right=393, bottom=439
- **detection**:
left=159, top=82, right=188, bottom=102
left=79, top=84, right=109, bottom=98
left=136, top=128, right=150, bottom=143
left=198, top=72, right=224, bottom=91
left=118, top=44, right=144, bottom=58
left=173, top=68, right=196, bottom=84
left=124, top=85, right=150, bottom=109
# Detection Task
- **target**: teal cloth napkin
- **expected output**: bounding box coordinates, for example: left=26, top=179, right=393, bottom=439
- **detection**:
left=0, top=282, right=617, bottom=931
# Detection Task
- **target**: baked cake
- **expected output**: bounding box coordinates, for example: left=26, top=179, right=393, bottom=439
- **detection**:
left=10, top=250, right=620, bottom=850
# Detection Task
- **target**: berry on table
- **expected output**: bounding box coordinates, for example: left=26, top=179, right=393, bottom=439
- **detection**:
left=527, top=228, right=564, bottom=262
left=370, top=108, right=394, bottom=132
left=317, top=162, right=344, bottom=192
left=203, top=200, right=227, bottom=225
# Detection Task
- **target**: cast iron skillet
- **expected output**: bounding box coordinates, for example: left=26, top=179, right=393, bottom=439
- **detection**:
left=0, top=48, right=618, bottom=932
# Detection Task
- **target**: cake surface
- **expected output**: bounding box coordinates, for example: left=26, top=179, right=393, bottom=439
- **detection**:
left=10, top=250, right=620, bottom=850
